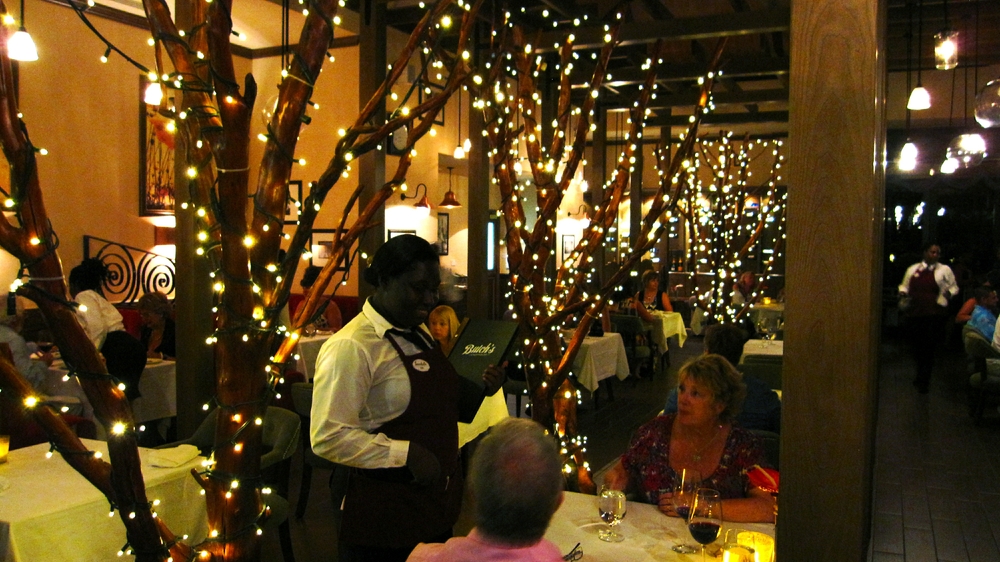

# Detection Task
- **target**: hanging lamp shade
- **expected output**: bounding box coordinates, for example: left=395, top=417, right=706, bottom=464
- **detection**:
left=898, top=141, right=919, bottom=171
left=8, top=27, right=37, bottom=61
left=438, top=190, right=461, bottom=209
left=414, top=194, right=431, bottom=217
left=945, top=133, right=987, bottom=170
left=907, top=87, right=931, bottom=110
left=934, top=30, right=959, bottom=70
left=976, top=79, right=1000, bottom=128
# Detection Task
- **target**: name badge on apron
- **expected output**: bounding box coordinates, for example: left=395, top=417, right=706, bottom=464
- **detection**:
left=412, top=358, right=431, bottom=372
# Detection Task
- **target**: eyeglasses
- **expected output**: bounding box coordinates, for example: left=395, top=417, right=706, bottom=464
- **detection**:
left=562, top=543, right=583, bottom=561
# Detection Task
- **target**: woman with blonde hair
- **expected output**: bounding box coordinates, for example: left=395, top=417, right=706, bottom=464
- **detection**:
left=426, top=305, right=460, bottom=355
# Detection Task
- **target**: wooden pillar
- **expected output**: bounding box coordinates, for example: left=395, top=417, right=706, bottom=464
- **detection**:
left=781, top=0, right=886, bottom=559
left=173, top=0, right=215, bottom=438
left=356, top=0, right=386, bottom=303
left=466, top=89, right=490, bottom=319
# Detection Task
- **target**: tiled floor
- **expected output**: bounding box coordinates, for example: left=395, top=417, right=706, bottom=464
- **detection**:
left=871, top=337, right=1000, bottom=562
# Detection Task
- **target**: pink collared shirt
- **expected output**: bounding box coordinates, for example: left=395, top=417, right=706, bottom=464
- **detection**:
left=406, top=529, right=564, bottom=562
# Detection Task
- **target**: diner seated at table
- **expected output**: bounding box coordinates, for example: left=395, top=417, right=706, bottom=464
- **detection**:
left=70, top=258, right=147, bottom=400
left=731, top=271, right=757, bottom=306
left=633, top=270, right=673, bottom=322
left=407, top=418, right=565, bottom=562
left=603, top=354, right=775, bottom=523
left=663, top=324, right=781, bottom=433
left=137, top=291, right=176, bottom=360
left=959, top=286, right=998, bottom=342
left=0, top=295, right=52, bottom=390
left=426, top=305, right=460, bottom=355
left=299, top=264, right=343, bottom=333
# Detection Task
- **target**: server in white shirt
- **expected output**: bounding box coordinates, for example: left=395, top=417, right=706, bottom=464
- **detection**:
left=311, top=235, right=504, bottom=562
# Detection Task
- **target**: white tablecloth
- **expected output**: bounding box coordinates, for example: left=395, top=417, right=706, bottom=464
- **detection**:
left=295, top=333, right=332, bottom=379
left=46, top=360, right=177, bottom=424
left=545, top=491, right=775, bottom=562
left=742, top=340, right=784, bottom=357
left=572, top=334, right=630, bottom=393
left=649, top=311, right=687, bottom=351
left=0, top=440, right=207, bottom=562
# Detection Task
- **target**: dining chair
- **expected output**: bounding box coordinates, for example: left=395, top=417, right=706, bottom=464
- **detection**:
left=739, top=355, right=783, bottom=391
left=962, top=325, right=1000, bottom=424
left=749, top=429, right=780, bottom=470
left=609, top=314, right=654, bottom=378
left=161, top=406, right=299, bottom=561
left=290, top=382, right=347, bottom=519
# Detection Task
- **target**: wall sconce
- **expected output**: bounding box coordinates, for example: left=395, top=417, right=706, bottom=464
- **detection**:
left=401, top=183, right=431, bottom=217
left=568, top=204, right=591, bottom=228
left=7, top=0, right=37, bottom=62
left=439, top=167, right=461, bottom=209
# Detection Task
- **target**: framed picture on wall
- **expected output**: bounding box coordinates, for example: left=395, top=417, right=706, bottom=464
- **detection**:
left=562, top=234, right=576, bottom=263
left=437, top=213, right=450, bottom=255
left=285, top=180, right=303, bottom=224
left=139, top=76, right=176, bottom=216
left=388, top=229, right=416, bottom=239
left=310, top=229, right=348, bottom=271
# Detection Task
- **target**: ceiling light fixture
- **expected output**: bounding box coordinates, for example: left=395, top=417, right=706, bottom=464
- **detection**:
left=438, top=167, right=462, bottom=209
left=908, top=0, right=931, bottom=110
left=934, top=0, right=958, bottom=70
left=7, top=0, right=37, bottom=62
left=453, top=89, right=466, bottom=159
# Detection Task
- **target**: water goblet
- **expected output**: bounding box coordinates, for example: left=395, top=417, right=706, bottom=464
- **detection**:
left=596, top=487, right=627, bottom=542
left=688, top=488, right=723, bottom=562
left=670, top=468, right=701, bottom=554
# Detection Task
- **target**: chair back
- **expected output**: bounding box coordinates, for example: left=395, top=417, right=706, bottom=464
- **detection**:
left=166, top=406, right=300, bottom=470
left=963, top=325, right=1000, bottom=359
left=740, top=359, right=782, bottom=390
left=610, top=314, right=652, bottom=355
left=749, top=429, right=780, bottom=470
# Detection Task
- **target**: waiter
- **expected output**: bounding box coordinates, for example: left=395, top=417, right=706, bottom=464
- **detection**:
left=311, top=234, right=504, bottom=561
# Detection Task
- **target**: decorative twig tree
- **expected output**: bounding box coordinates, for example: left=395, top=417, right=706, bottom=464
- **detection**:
left=477, top=12, right=727, bottom=491
left=0, top=0, right=478, bottom=559
left=670, top=134, right=786, bottom=322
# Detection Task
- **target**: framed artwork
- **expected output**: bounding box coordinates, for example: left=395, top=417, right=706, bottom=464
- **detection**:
left=285, top=180, right=303, bottom=224
left=310, top=229, right=348, bottom=271
left=388, top=229, right=416, bottom=239
left=417, top=79, right=445, bottom=126
left=437, top=213, right=450, bottom=255
left=139, top=76, right=176, bottom=216
left=562, top=234, right=576, bottom=263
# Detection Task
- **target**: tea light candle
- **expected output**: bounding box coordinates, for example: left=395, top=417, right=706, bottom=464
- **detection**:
left=0, top=435, right=10, bottom=463
left=738, top=531, right=775, bottom=562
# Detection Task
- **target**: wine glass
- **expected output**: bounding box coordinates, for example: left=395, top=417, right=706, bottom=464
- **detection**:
left=670, top=468, right=701, bottom=554
left=597, top=487, right=627, bottom=542
left=688, top=488, right=723, bottom=562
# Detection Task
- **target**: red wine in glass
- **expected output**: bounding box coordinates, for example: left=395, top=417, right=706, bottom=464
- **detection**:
left=671, top=468, right=701, bottom=554
left=688, top=521, right=721, bottom=544
left=688, top=488, right=722, bottom=562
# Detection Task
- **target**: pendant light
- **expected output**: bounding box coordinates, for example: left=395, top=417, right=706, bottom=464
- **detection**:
left=438, top=166, right=462, bottom=209
left=899, top=1, right=918, bottom=172
left=975, top=0, right=1000, bottom=128
left=943, top=6, right=986, bottom=173
left=7, top=0, right=37, bottom=62
left=933, top=0, right=958, bottom=70
left=908, top=0, right=931, bottom=110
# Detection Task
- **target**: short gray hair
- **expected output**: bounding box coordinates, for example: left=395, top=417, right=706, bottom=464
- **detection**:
left=471, top=418, right=565, bottom=544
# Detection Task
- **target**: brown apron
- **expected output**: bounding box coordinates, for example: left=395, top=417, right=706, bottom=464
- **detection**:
left=339, top=331, right=463, bottom=549
left=908, top=266, right=943, bottom=317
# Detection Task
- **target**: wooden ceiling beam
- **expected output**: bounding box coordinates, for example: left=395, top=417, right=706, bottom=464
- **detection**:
left=645, top=110, right=788, bottom=127
left=646, top=87, right=788, bottom=110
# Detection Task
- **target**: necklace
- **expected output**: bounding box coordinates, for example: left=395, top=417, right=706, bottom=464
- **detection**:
left=688, top=424, right=723, bottom=463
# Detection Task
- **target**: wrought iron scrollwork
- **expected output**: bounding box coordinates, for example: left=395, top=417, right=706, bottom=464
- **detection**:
left=83, top=235, right=176, bottom=303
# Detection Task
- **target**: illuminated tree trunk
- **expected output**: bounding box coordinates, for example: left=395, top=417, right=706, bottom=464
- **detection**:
left=0, top=0, right=478, bottom=559
left=478, top=16, right=727, bottom=492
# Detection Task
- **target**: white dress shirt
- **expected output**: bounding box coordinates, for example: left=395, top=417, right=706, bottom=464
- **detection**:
left=74, top=290, right=125, bottom=349
left=898, top=261, right=959, bottom=307
left=310, top=299, right=429, bottom=469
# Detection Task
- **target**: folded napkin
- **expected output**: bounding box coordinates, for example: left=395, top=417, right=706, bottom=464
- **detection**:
left=149, top=444, right=201, bottom=468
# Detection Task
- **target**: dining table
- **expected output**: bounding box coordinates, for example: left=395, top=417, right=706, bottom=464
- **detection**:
left=647, top=311, right=688, bottom=353
left=0, top=440, right=208, bottom=561
left=570, top=333, right=630, bottom=394
left=44, top=358, right=177, bottom=425
left=742, top=339, right=784, bottom=358
left=544, top=491, right=776, bottom=562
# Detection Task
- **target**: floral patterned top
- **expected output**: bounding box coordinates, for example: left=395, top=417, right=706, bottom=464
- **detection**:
left=620, top=414, right=766, bottom=504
